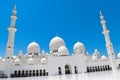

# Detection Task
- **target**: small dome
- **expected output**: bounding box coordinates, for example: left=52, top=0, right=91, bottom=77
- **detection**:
left=28, top=58, right=34, bottom=65
left=18, top=50, right=23, bottom=56
left=118, top=52, right=120, bottom=59
left=2, top=59, right=5, bottom=62
left=93, top=49, right=100, bottom=59
left=41, top=50, right=48, bottom=58
left=12, top=56, right=17, bottom=59
left=58, top=46, right=69, bottom=56
left=73, top=41, right=85, bottom=53
left=49, top=36, right=65, bottom=52
left=14, top=58, right=20, bottom=65
left=27, top=41, right=40, bottom=54
left=92, top=56, right=98, bottom=61
left=41, top=58, right=47, bottom=64
left=101, top=55, right=108, bottom=61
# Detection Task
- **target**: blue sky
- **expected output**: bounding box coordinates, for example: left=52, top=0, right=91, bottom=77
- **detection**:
left=0, top=0, right=120, bottom=57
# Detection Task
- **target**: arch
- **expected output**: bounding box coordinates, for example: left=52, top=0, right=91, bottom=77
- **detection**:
left=43, top=69, right=46, bottom=76
left=95, top=66, right=97, bottom=72
left=100, top=66, right=103, bottom=71
left=46, top=72, right=48, bottom=76
left=33, top=70, right=35, bottom=76
left=87, top=67, right=89, bottom=72
left=40, top=70, right=42, bottom=76
left=36, top=70, right=39, bottom=76
left=18, top=70, right=21, bottom=77
left=105, top=65, right=108, bottom=71
left=14, top=70, right=17, bottom=77
left=97, top=66, right=100, bottom=71
left=58, top=67, right=62, bottom=75
left=108, top=65, right=110, bottom=70
left=102, top=65, right=105, bottom=71
left=22, top=70, right=25, bottom=77
left=118, top=64, right=120, bottom=69
left=26, top=70, right=28, bottom=77
left=29, top=70, right=32, bottom=77
left=65, top=64, right=72, bottom=74
left=92, top=66, right=95, bottom=72
left=89, top=67, right=92, bottom=72
left=74, top=66, right=78, bottom=74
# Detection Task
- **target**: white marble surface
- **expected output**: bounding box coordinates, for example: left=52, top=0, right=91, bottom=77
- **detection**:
left=2, top=71, right=120, bottom=80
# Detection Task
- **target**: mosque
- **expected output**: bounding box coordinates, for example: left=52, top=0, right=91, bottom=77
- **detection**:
left=0, top=5, right=120, bottom=78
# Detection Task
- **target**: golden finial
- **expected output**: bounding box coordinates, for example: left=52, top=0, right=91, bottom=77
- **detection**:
left=100, top=10, right=102, bottom=16
left=14, top=4, right=16, bottom=10
left=56, top=33, right=58, bottom=37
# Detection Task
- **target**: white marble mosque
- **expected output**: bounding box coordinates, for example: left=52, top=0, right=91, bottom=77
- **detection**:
left=0, top=5, right=120, bottom=78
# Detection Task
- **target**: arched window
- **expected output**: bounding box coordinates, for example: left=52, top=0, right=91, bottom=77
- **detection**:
left=74, top=66, right=78, bottom=74
left=14, top=70, right=17, bottom=77
left=87, top=67, right=89, bottom=72
left=46, top=72, right=48, bottom=76
left=43, top=69, right=46, bottom=76
left=103, top=65, right=105, bottom=71
left=33, top=70, right=35, bottom=76
left=100, top=66, right=103, bottom=71
left=18, top=70, right=21, bottom=77
left=40, top=70, right=42, bottom=76
left=22, top=70, right=25, bottom=77
left=89, top=67, right=92, bottom=72
left=65, top=65, right=71, bottom=74
left=29, top=70, right=32, bottom=77
left=58, top=67, right=62, bottom=75
left=97, top=66, right=100, bottom=71
left=26, top=70, right=28, bottom=77
left=105, top=65, right=108, bottom=71
left=108, top=65, right=110, bottom=70
left=36, top=70, right=39, bottom=76
left=95, top=66, right=97, bottom=72
left=92, top=66, right=95, bottom=72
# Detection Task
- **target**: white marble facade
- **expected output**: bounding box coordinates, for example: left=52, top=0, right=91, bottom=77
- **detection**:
left=0, top=5, right=120, bottom=78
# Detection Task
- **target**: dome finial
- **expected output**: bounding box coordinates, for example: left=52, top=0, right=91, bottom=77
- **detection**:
left=100, top=10, right=102, bottom=16
left=12, top=4, right=17, bottom=16
left=14, top=4, right=16, bottom=10
left=56, top=33, right=58, bottom=37
left=100, top=10, right=104, bottom=21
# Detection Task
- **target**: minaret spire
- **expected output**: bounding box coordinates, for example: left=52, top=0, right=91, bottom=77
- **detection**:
left=5, top=5, right=18, bottom=78
left=100, top=11, right=107, bottom=31
left=14, top=4, right=16, bottom=10
left=6, top=5, right=17, bottom=59
left=100, top=11, right=117, bottom=72
left=10, top=4, right=17, bottom=27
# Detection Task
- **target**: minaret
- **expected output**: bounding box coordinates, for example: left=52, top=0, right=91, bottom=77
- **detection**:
left=6, top=5, right=17, bottom=59
left=100, top=11, right=117, bottom=72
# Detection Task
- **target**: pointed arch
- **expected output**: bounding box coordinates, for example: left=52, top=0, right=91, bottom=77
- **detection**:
left=65, top=64, right=72, bottom=74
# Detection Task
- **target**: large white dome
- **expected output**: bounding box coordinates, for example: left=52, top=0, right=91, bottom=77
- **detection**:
left=73, top=41, right=85, bottom=53
left=49, top=36, right=65, bottom=52
left=58, top=46, right=69, bottom=56
left=27, top=41, right=40, bottom=54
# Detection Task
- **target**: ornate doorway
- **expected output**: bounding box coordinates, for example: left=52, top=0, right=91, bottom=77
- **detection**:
left=65, top=65, right=71, bottom=74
